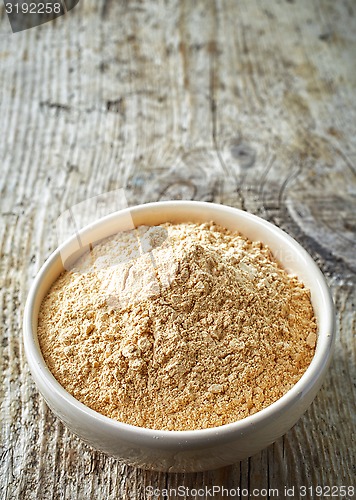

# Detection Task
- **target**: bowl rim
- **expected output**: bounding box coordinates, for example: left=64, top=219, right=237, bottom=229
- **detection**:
left=23, top=200, right=335, bottom=442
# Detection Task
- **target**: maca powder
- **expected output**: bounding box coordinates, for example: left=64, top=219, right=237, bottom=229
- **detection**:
left=38, top=222, right=317, bottom=431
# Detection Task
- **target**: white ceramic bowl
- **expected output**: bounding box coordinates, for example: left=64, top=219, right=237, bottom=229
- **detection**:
left=23, top=201, right=335, bottom=472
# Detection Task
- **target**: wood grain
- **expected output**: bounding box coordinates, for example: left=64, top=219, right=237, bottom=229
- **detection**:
left=0, top=0, right=355, bottom=498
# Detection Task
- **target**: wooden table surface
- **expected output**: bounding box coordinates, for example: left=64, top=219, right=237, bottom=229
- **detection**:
left=0, top=0, right=355, bottom=498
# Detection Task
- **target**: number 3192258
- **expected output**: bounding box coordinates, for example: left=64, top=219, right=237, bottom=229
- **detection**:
left=300, top=485, right=354, bottom=497
left=5, top=3, right=62, bottom=14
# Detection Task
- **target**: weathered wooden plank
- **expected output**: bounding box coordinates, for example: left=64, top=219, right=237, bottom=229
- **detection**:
left=0, top=0, right=355, bottom=499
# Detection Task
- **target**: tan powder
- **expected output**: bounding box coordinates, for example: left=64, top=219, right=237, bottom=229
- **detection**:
left=38, top=222, right=317, bottom=431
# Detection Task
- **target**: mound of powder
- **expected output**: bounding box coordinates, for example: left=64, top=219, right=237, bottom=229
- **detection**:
left=38, top=222, right=317, bottom=431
